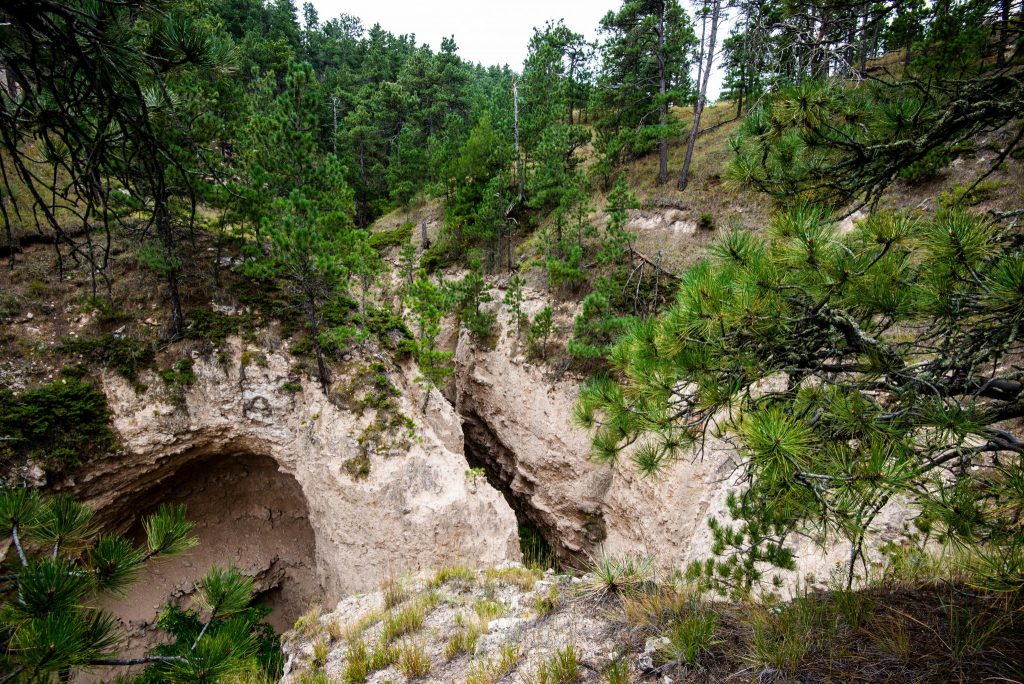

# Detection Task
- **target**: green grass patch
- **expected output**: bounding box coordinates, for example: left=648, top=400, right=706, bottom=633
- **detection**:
left=368, top=222, right=414, bottom=251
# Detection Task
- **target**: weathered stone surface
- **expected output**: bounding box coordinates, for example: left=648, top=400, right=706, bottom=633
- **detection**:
left=451, top=285, right=911, bottom=583
left=64, top=336, right=520, bottom=608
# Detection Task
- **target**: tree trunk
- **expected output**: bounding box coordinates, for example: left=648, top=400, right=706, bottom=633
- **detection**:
left=997, top=0, right=1010, bottom=67
left=695, top=4, right=707, bottom=97
left=306, top=297, right=329, bottom=394
left=678, top=0, right=721, bottom=192
left=657, top=1, right=669, bottom=184
left=513, top=80, right=524, bottom=200
left=156, top=199, right=184, bottom=340
left=737, top=9, right=750, bottom=118
left=420, top=218, right=430, bottom=251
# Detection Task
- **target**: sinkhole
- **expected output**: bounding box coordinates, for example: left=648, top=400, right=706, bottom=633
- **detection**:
left=108, top=452, right=320, bottom=639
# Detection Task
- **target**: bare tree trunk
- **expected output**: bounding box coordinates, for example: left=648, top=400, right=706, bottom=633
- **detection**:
left=420, top=218, right=430, bottom=251
left=695, top=3, right=707, bottom=97
left=513, top=80, right=524, bottom=200
left=678, top=0, right=721, bottom=192
left=657, top=1, right=669, bottom=184
left=997, top=0, right=1010, bottom=67
left=737, top=7, right=751, bottom=118
left=156, top=196, right=184, bottom=340
left=307, top=298, right=329, bottom=394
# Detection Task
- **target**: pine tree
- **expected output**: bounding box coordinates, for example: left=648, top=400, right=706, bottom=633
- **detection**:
left=594, top=0, right=697, bottom=184
left=452, top=263, right=496, bottom=341
left=503, top=275, right=527, bottom=339
left=527, top=306, right=556, bottom=360
left=0, top=490, right=211, bottom=680
left=576, top=206, right=1024, bottom=592
left=405, top=271, right=454, bottom=409
left=244, top=169, right=359, bottom=394
left=0, top=0, right=232, bottom=336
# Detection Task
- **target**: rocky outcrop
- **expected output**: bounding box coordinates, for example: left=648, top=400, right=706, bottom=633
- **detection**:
left=452, top=285, right=911, bottom=582
left=62, top=335, right=520, bottom=623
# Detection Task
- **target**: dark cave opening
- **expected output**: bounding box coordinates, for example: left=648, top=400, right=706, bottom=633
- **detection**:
left=460, top=410, right=563, bottom=569
left=111, top=452, right=320, bottom=639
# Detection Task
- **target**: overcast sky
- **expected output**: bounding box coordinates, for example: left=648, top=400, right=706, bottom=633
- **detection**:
left=307, top=0, right=727, bottom=98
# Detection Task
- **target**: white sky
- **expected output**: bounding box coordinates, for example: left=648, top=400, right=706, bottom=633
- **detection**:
left=307, top=0, right=727, bottom=98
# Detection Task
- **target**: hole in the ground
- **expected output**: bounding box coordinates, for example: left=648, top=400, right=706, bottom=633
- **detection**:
left=104, top=452, right=320, bottom=646
left=461, top=410, right=564, bottom=569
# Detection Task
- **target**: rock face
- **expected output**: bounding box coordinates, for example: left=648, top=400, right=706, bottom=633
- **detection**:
left=451, top=289, right=735, bottom=570
left=452, top=285, right=911, bottom=582
left=63, top=335, right=520, bottom=632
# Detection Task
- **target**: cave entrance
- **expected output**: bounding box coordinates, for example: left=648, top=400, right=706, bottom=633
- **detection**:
left=108, top=452, right=320, bottom=640
left=461, top=410, right=562, bottom=570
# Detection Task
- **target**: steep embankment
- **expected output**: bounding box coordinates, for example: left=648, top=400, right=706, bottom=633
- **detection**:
left=57, top=335, right=519, bottom=655
left=447, top=282, right=913, bottom=582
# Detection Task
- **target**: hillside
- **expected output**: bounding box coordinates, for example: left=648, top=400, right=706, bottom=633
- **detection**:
left=2, top=0, right=1023, bottom=682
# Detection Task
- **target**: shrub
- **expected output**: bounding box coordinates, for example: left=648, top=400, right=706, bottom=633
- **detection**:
left=939, top=180, right=1000, bottom=208
left=184, top=307, right=249, bottom=345
left=698, top=212, right=715, bottom=230
left=160, top=358, right=197, bottom=387
left=0, top=378, right=117, bottom=472
left=59, top=333, right=155, bottom=382
left=368, top=222, right=414, bottom=250
left=898, top=146, right=953, bottom=183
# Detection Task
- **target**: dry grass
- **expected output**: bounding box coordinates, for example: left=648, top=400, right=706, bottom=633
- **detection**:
left=639, top=582, right=1024, bottom=683
left=444, top=623, right=481, bottom=661
left=293, top=604, right=323, bottom=638
left=464, top=642, right=521, bottom=684
left=429, top=564, right=478, bottom=589
left=483, top=565, right=542, bottom=591
left=397, top=639, right=432, bottom=678
left=382, top=575, right=409, bottom=610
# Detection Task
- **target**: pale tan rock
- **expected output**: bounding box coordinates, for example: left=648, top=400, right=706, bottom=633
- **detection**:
left=452, top=284, right=912, bottom=586
left=62, top=336, right=520, bottom=609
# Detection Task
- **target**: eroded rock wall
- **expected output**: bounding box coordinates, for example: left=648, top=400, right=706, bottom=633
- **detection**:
left=452, top=285, right=911, bottom=581
left=63, top=335, right=520, bottom=611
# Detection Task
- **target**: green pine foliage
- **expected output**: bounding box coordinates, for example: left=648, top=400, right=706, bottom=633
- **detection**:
left=578, top=207, right=1024, bottom=593
left=503, top=275, right=528, bottom=339
left=0, top=379, right=117, bottom=474
left=0, top=491, right=278, bottom=682
left=527, top=306, right=556, bottom=360
left=0, top=492, right=195, bottom=680
left=452, top=265, right=497, bottom=343
left=405, top=271, right=455, bottom=408
left=593, top=0, right=698, bottom=183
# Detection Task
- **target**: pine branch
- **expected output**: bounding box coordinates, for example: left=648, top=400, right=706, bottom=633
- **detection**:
left=87, top=656, right=187, bottom=666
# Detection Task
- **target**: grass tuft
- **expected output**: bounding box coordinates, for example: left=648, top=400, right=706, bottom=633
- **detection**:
left=397, top=639, right=431, bottom=678
left=531, top=644, right=583, bottom=684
